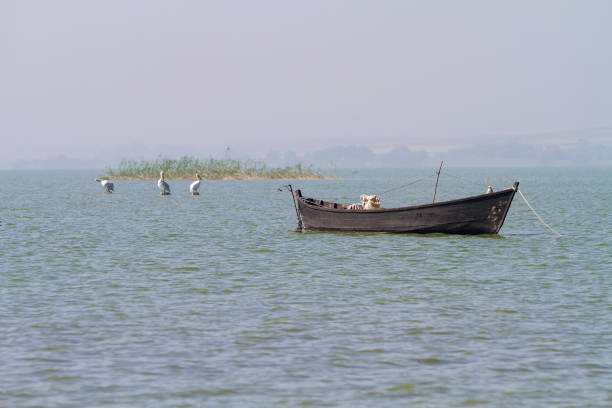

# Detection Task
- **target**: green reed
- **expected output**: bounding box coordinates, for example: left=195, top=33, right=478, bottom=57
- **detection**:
left=103, top=156, right=325, bottom=179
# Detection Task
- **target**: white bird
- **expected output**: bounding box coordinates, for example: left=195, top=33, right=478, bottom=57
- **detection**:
left=158, top=170, right=171, bottom=195
left=95, top=178, right=114, bottom=193
left=189, top=173, right=202, bottom=195
left=486, top=186, right=494, bottom=194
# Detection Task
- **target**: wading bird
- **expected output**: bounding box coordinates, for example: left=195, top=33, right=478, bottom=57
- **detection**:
left=95, top=178, right=114, bottom=193
left=189, top=173, right=202, bottom=195
left=158, top=170, right=171, bottom=195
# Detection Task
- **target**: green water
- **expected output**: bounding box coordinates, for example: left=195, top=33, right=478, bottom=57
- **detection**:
left=1, top=168, right=610, bottom=407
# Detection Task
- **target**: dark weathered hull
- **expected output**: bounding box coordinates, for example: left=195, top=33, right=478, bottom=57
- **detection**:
left=296, top=182, right=518, bottom=234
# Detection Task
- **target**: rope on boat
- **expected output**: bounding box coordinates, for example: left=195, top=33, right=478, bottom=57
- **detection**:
left=377, top=172, right=437, bottom=196
left=518, top=190, right=563, bottom=237
left=443, top=172, right=505, bottom=191
left=443, top=172, right=484, bottom=188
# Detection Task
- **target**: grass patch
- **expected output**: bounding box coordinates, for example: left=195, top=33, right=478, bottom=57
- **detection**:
left=101, top=156, right=327, bottom=180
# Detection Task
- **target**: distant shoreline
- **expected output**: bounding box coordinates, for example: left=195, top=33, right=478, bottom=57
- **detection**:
left=99, top=156, right=329, bottom=180
left=107, top=175, right=331, bottom=180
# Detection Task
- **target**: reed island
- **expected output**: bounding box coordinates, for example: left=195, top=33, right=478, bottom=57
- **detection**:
left=101, top=156, right=327, bottom=180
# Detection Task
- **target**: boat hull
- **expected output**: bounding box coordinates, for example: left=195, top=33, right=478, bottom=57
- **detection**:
left=296, top=182, right=518, bottom=234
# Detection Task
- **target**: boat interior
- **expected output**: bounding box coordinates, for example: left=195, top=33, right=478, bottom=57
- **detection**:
left=297, top=191, right=355, bottom=209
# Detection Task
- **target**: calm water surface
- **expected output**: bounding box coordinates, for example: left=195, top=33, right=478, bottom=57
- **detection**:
left=1, top=168, right=610, bottom=407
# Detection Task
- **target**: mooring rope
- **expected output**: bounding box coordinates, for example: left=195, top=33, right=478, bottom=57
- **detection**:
left=518, top=190, right=563, bottom=237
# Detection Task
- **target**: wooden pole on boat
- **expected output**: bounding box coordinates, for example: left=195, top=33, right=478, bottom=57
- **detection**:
left=432, top=161, right=443, bottom=203
left=287, top=184, right=303, bottom=232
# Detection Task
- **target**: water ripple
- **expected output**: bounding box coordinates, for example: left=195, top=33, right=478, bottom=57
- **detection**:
left=0, top=169, right=611, bottom=407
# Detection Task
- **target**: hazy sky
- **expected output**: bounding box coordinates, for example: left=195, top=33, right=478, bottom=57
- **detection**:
left=2, top=0, right=611, bottom=163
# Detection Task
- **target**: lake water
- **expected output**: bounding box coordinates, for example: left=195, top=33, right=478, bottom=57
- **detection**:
left=1, top=168, right=610, bottom=407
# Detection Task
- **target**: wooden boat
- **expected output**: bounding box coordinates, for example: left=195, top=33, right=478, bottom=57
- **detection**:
left=292, top=181, right=519, bottom=234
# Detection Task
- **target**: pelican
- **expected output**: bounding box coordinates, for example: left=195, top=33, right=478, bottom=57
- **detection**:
left=158, top=170, right=171, bottom=195
left=189, top=173, right=202, bottom=195
left=94, top=178, right=114, bottom=193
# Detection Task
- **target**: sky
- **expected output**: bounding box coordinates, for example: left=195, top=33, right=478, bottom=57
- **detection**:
left=2, top=0, right=611, bottom=166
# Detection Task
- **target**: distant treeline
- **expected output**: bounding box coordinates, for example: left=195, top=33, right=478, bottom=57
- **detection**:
left=103, top=156, right=326, bottom=180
